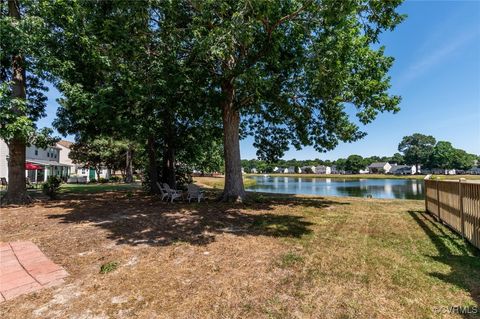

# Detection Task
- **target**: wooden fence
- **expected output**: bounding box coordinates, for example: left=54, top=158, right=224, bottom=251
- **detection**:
left=425, top=179, right=480, bottom=249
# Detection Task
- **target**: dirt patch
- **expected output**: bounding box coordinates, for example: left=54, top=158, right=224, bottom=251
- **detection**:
left=1, top=190, right=478, bottom=318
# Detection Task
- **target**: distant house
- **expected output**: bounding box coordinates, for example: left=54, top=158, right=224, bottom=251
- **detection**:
left=359, top=168, right=370, bottom=174
left=330, top=165, right=344, bottom=174
left=0, top=138, right=73, bottom=183
left=286, top=166, right=297, bottom=174
left=300, top=165, right=316, bottom=174
left=389, top=165, right=417, bottom=175
left=467, top=167, right=480, bottom=175
left=446, top=169, right=456, bottom=175
left=251, top=168, right=258, bottom=174
left=272, top=167, right=280, bottom=173
left=74, top=165, right=110, bottom=182
left=58, top=140, right=111, bottom=182
left=429, top=168, right=456, bottom=175
left=282, top=167, right=289, bottom=174
left=315, top=165, right=331, bottom=174
left=368, top=162, right=392, bottom=174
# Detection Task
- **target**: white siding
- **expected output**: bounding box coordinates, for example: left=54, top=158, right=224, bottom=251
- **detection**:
left=26, top=145, right=60, bottom=163
left=0, top=139, right=8, bottom=179
left=57, top=144, right=74, bottom=166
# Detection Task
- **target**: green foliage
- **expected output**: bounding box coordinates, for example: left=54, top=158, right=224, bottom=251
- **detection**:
left=99, top=261, right=119, bottom=274
left=429, top=141, right=476, bottom=170
left=398, top=133, right=436, bottom=167
left=109, top=176, right=122, bottom=183
left=187, top=0, right=404, bottom=161
left=98, top=178, right=109, bottom=184
left=0, top=1, right=51, bottom=143
left=69, top=138, right=131, bottom=178
left=42, top=175, right=62, bottom=199
left=345, top=155, right=366, bottom=173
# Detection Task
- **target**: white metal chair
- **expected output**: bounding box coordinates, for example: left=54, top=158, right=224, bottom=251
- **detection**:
left=187, top=184, right=204, bottom=203
left=163, top=183, right=182, bottom=203
left=156, top=182, right=169, bottom=201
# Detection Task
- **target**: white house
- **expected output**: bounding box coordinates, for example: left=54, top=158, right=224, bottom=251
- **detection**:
left=272, top=166, right=280, bottom=173
left=0, top=139, right=73, bottom=183
left=300, top=165, right=316, bottom=174
left=286, top=166, right=299, bottom=174
left=330, top=165, right=344, bottom=174
left=467, top=167, right=480, bottom=175
left=389, top=164, right=417, bottom=175
left=315, top=165, right=331, bottom=174
left=57, top=140, right=110, bottom=182
left=251, top=168, right=258, bottom=174
left=368, top=162, right=392, bottom=174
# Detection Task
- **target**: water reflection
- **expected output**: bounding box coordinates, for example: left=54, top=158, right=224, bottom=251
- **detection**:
left=246, top=177, right=424, bottom=200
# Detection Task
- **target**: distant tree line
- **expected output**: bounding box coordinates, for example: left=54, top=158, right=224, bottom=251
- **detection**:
left=242, top=133, right=479, bottom=173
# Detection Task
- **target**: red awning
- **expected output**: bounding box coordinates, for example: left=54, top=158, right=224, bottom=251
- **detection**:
left=25, top=163, right=42, bottom=170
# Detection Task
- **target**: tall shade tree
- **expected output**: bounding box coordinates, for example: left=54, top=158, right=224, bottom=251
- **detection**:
left=189, top=0, right=404, bottom=201
left=429, top=141, right=476, bottom=171
left=398, top=133, right=436, bottom=173
left=345, top=155, right=365, bottom=173
left=48, top=0, right=220, bottom=191
left=0, top=0, right=55, bottom=204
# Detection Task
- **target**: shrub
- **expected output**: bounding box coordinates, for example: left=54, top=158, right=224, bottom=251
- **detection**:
left=99, top=261, right=119, bottom=274
left=109, top=176, right=121, bottom=183
left=42, top=176, right=62, bottom=199
left=98, top=177, right=109, bottom=184
left=89, top=178, right=97, bottom=183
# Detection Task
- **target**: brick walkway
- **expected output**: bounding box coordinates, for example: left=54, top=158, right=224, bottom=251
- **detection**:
left=0, top=241, right=68, bottom=302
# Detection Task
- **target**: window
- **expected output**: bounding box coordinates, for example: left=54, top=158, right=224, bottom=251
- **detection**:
left=35, top=149, right=38, bottom=156
left=47, top=152, right=49, bottom=157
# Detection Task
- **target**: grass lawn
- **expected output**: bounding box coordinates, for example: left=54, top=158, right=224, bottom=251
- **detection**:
left=246, top=173, right=480, bottom=180
left=194, top=176, right=256, bottom=188
left=1, top=184, right=479, bottom=318
left=59, top=182, right=141, bottom=194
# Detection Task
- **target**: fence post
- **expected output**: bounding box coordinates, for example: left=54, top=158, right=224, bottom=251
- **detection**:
left=424, top=180, right=428, bottom=213
left=436, top=179, right=441, bottom=222
left=459, top=178, right=465, bottom=238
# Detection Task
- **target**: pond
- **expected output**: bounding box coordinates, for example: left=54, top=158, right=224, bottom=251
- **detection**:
left=245, top=176, right=425, bottom=200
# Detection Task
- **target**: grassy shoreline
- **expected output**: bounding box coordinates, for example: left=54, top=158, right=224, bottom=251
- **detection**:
left=245, top=173, right=480, bottom=180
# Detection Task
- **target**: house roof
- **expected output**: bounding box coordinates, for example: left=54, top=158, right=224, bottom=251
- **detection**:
left=26, top=159, right=73, bottom=167
left=57, top=140, right=74, bottom=149
left=368, top=162, right=389, bottom=168
left=390, top=165, right=412, bottom=172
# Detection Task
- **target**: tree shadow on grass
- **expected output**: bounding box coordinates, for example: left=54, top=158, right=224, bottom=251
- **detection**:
left=408, top=211, right=480, bottom=316
left=44, top=192, right=346, bottom=247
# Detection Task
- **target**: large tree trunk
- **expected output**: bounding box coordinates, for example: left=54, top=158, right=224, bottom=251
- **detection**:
left=2, top=138, right=30, bottom=205
left=124, top=146, right=133, bottom=183
left=161, top=116, right=176, bottom=188
left=147, top=135, right=159, bottom=194
left=220, top=80, right=245, bottom=202
left=161, top=146, right=176, bottom=188
left=95, top=167, right=101, bottom=181
left=2, top=0, right=31, bottom=205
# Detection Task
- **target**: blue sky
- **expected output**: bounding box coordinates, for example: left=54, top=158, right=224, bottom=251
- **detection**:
left=38, top=0, right=480, bottom=160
